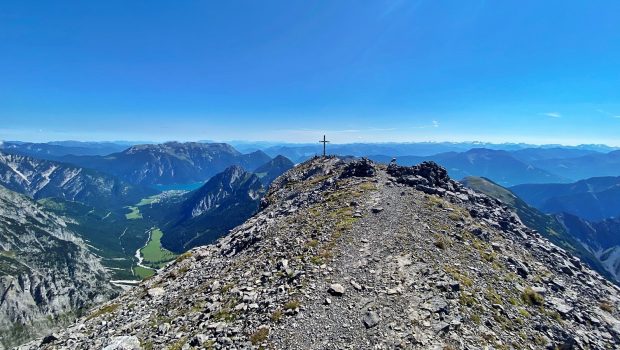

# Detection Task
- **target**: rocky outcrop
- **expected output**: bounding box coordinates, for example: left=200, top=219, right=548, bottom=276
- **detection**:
left=0, top=185, right=117, bottom=349
left=22, top=158, right=620, bottom=349
left=340, top=157, right=376, bottom=178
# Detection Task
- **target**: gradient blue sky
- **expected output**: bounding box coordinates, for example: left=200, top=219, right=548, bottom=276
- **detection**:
left=1, top=1, right=619, bottom=144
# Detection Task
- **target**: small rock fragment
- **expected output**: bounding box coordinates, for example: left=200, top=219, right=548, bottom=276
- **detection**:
left=103, top=336, right=141, bottom=350
left=350, top=280, right=362, bottom=291
left=328, top=284, right=345, bottom=296
left=147, top=287, right=165, bottom=298
left=363, top=311, right=380, bottom=329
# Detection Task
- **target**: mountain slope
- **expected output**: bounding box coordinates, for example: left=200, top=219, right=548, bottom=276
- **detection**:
left=37, top=197, right=155, bottom=280
left=150, top=166, right=265, bottom=252
left=253, top=155, right=295, bottom=186
left=461, top=176, right=613, bottom=283
left=0, top=151, right=154, bottom=209
left=60, top=142, right=272, bottom=186
left=25, top=158, right=620, bottom=349
left=511, top=176, right=620, bottom=221
left=0, top=185, right=117, bottom=349
left=556, top=213, right=620, bottom=283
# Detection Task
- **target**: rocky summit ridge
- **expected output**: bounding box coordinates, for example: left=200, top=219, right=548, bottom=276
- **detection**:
left=23, top=157, right=620, bottom=349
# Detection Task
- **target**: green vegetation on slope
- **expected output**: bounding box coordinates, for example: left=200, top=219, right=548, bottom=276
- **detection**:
left=140, top=228, right=177, bottom=269
left=38, top=197, right=154, bottom=280
left=133, top=265, right=155, bottom=279
left=136, top=196, right=159, bottom=207
left=125, top=206, right=143, bottom=219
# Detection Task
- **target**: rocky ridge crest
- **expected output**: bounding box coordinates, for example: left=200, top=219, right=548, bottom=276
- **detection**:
left=23, top=157, right=620, bottom=349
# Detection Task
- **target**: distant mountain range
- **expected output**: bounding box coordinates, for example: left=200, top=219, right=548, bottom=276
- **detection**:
left=372, top=149, right=569, bottom=187
left=0, top=151, right=155, bottom=209
left=370, top=147, right=620, bottom=186
left=58, top=142, right=272, bottom=186
left=0, top=185, right=117, bottom=348
left=511, top=176, right=620, bottom=221
left=0, top=141, right=130, bottom=157
left=530, top=151, right=620, bottom=181
left=509, top=147, right=601, bottom=162
left=258, top=142, right=619, bottom=162
left=3, top=140, right=620, bottom=187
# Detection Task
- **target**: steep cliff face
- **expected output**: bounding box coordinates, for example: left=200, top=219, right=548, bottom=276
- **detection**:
left=184, top=165, right=263, bottom=219
left=22, top=158, right=620, bottom=349
left=156, top=165, right=265, bottom=252
left=0, top=185, right=117, bottom=349
left=556, top=213, right=620, bottom=284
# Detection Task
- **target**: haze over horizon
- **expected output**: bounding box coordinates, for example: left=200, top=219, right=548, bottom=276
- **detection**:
left=2, top=1, right=620, bottom=145
left=2, top=138, right=620, bottom=149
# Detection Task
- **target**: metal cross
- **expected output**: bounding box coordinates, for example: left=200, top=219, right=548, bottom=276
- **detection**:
left=319, top=135, right=330, bottom=157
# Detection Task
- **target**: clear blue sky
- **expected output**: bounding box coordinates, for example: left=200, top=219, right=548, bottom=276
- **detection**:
left=1, top=1, right=619, bottom=145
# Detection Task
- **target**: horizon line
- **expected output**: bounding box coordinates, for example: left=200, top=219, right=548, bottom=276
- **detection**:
left=1, top=138, right=619, bottom=149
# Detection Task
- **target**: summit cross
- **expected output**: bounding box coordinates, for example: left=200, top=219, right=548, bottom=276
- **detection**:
left=319, top=135, right=330, bottom=157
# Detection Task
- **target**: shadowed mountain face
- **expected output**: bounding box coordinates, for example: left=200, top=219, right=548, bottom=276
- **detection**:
left=58, top=142, right=272, bottom=186
left=556, top=213, right=620, bottom=283
left=253, top=155, right=295, bottom=186
left=0, top=151, right=154, bottom=209
left=22, top=157, right=620, bottom=349
left=371, top=148, right=568, bottom=186
left=0, top=185, right=117, bottom=349
left=151, top=165, right=265, bottom=252
left=511, top=176, right=620, bottom=221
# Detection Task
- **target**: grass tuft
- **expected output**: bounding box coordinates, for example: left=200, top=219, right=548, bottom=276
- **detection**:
left=271, top=309, right=283, bottom=322
left=521, top=287, right=544, bottom=306
left=175, top=251, right=193, bottom=263
left=600, top=301, right=614, bottom=313
left=86, top=303, right=119, bottom=321
left=250, top=328, right=269, bottom=345
left=284, top=300, right=301, bottom=310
